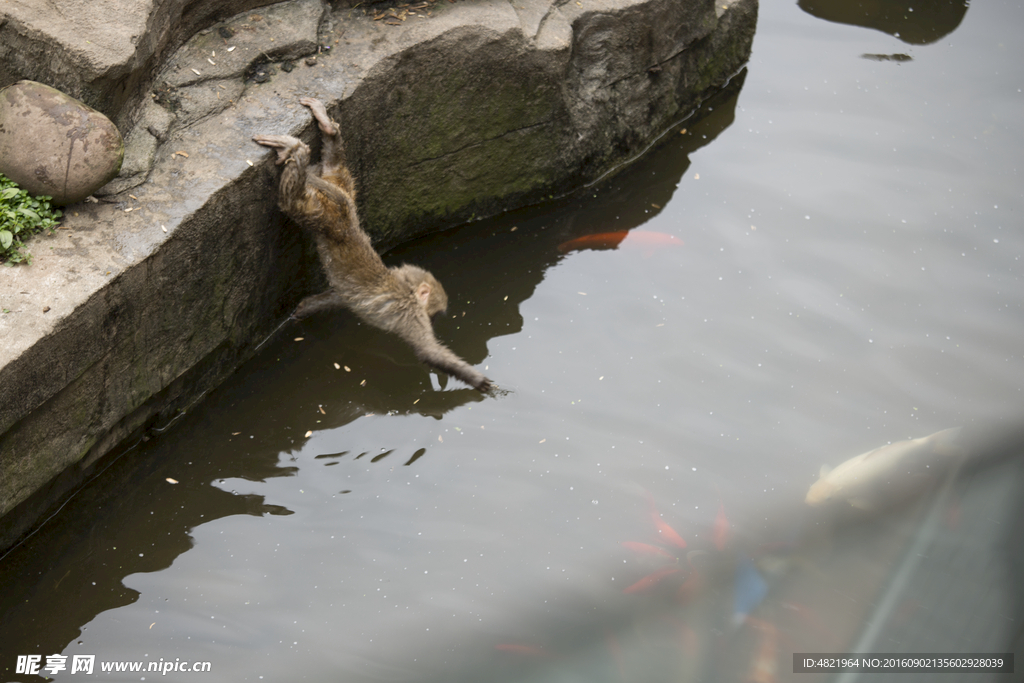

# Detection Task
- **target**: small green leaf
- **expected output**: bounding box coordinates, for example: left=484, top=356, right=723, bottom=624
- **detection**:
left=1, top=188, right=19, bottom=200
left=0, top=230, right=13, bottom=249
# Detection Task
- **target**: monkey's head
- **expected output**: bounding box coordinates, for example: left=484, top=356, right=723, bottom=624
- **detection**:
left=391, top=264, right=448, bottom=321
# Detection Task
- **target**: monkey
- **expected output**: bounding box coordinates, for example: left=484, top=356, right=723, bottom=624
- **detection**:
left=253, top=97, right=492, bottom=392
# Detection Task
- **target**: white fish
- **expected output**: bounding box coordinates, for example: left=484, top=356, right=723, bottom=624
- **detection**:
left=805, top=428, right=965, bottom=510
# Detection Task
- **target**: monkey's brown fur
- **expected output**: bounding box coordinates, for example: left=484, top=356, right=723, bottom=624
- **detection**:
left=254, top=98, right=492, bottom=391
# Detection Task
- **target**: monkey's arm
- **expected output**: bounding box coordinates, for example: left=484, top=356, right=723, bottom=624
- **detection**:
left=252, top=134, right=320, bottom=220
left=408, top=335, right=492, bottom=392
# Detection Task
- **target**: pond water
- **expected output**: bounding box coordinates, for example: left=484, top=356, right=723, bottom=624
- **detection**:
left=3, top=0, right=1023, bottom=680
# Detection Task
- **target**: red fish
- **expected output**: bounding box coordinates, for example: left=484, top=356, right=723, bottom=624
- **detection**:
left=644, top=492, right=688, bottom=549
left=651, top=513, right=688, bottom=549
left=558, top=230, right=684, bottom=253
left=621, top=541, right=677, bottom=559
left=623, top=566, right=681, bottom=593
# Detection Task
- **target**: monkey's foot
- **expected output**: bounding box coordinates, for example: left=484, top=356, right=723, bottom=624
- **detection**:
left=252, top=134, right=308, bottom=165
left=299, top=97, right=338, bottom=137
left=293, top=289, right=345, bottom=320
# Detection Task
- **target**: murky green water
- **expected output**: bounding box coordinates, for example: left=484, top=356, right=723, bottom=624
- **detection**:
left=3, top=0, right=1023, bottom=680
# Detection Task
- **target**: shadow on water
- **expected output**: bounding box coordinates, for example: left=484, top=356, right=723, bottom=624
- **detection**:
left=798, top=0, right=969, bottom=45
left=0, top=72, right=749, bottom=668
left=386, top=69, right=747, bottom=350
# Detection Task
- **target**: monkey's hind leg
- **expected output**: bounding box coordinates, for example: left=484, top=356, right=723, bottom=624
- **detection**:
left=299, top=97, right=354, bottom=195
left=292, top=289, right=345, bottom=320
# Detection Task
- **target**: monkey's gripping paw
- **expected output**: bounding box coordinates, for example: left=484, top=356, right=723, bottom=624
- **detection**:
left=252, top=134, right=308, bottom=165
left=299, top=97, right=337, bottom=136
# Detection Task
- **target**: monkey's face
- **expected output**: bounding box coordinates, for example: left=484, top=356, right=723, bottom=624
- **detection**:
left=392, top=264, right=449, bottom=319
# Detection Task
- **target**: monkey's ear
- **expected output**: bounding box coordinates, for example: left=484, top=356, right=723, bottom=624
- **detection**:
left=415, top=282, right=432, bottom=308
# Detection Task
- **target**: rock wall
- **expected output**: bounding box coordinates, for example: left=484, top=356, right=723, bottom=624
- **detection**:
left=0, top=0, right=757, bottom=551
left=0, top=0, right=285, bottom=129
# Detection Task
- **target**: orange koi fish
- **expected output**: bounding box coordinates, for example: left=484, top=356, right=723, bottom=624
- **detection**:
left=651, top=513, right=688, bottom=549
left=558, top=230, right=684, bottom=253
left=644, top=492, right=688, bottom=549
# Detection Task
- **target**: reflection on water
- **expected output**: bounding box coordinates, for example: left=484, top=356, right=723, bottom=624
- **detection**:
left=798, top=0, right=968, bottom=44
left=3, top=0, right=1024, bottom=680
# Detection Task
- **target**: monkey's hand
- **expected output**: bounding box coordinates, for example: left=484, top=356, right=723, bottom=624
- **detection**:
left=412, top=338, right=493, bottom=392
left=252, top=134, right=308, bottom=166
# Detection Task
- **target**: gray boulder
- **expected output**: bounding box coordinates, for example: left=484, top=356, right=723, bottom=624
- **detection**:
left=0, top=80, right=124, bottom=205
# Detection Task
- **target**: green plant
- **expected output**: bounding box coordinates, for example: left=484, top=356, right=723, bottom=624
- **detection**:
left=1, top=173, right=63, bottom=264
